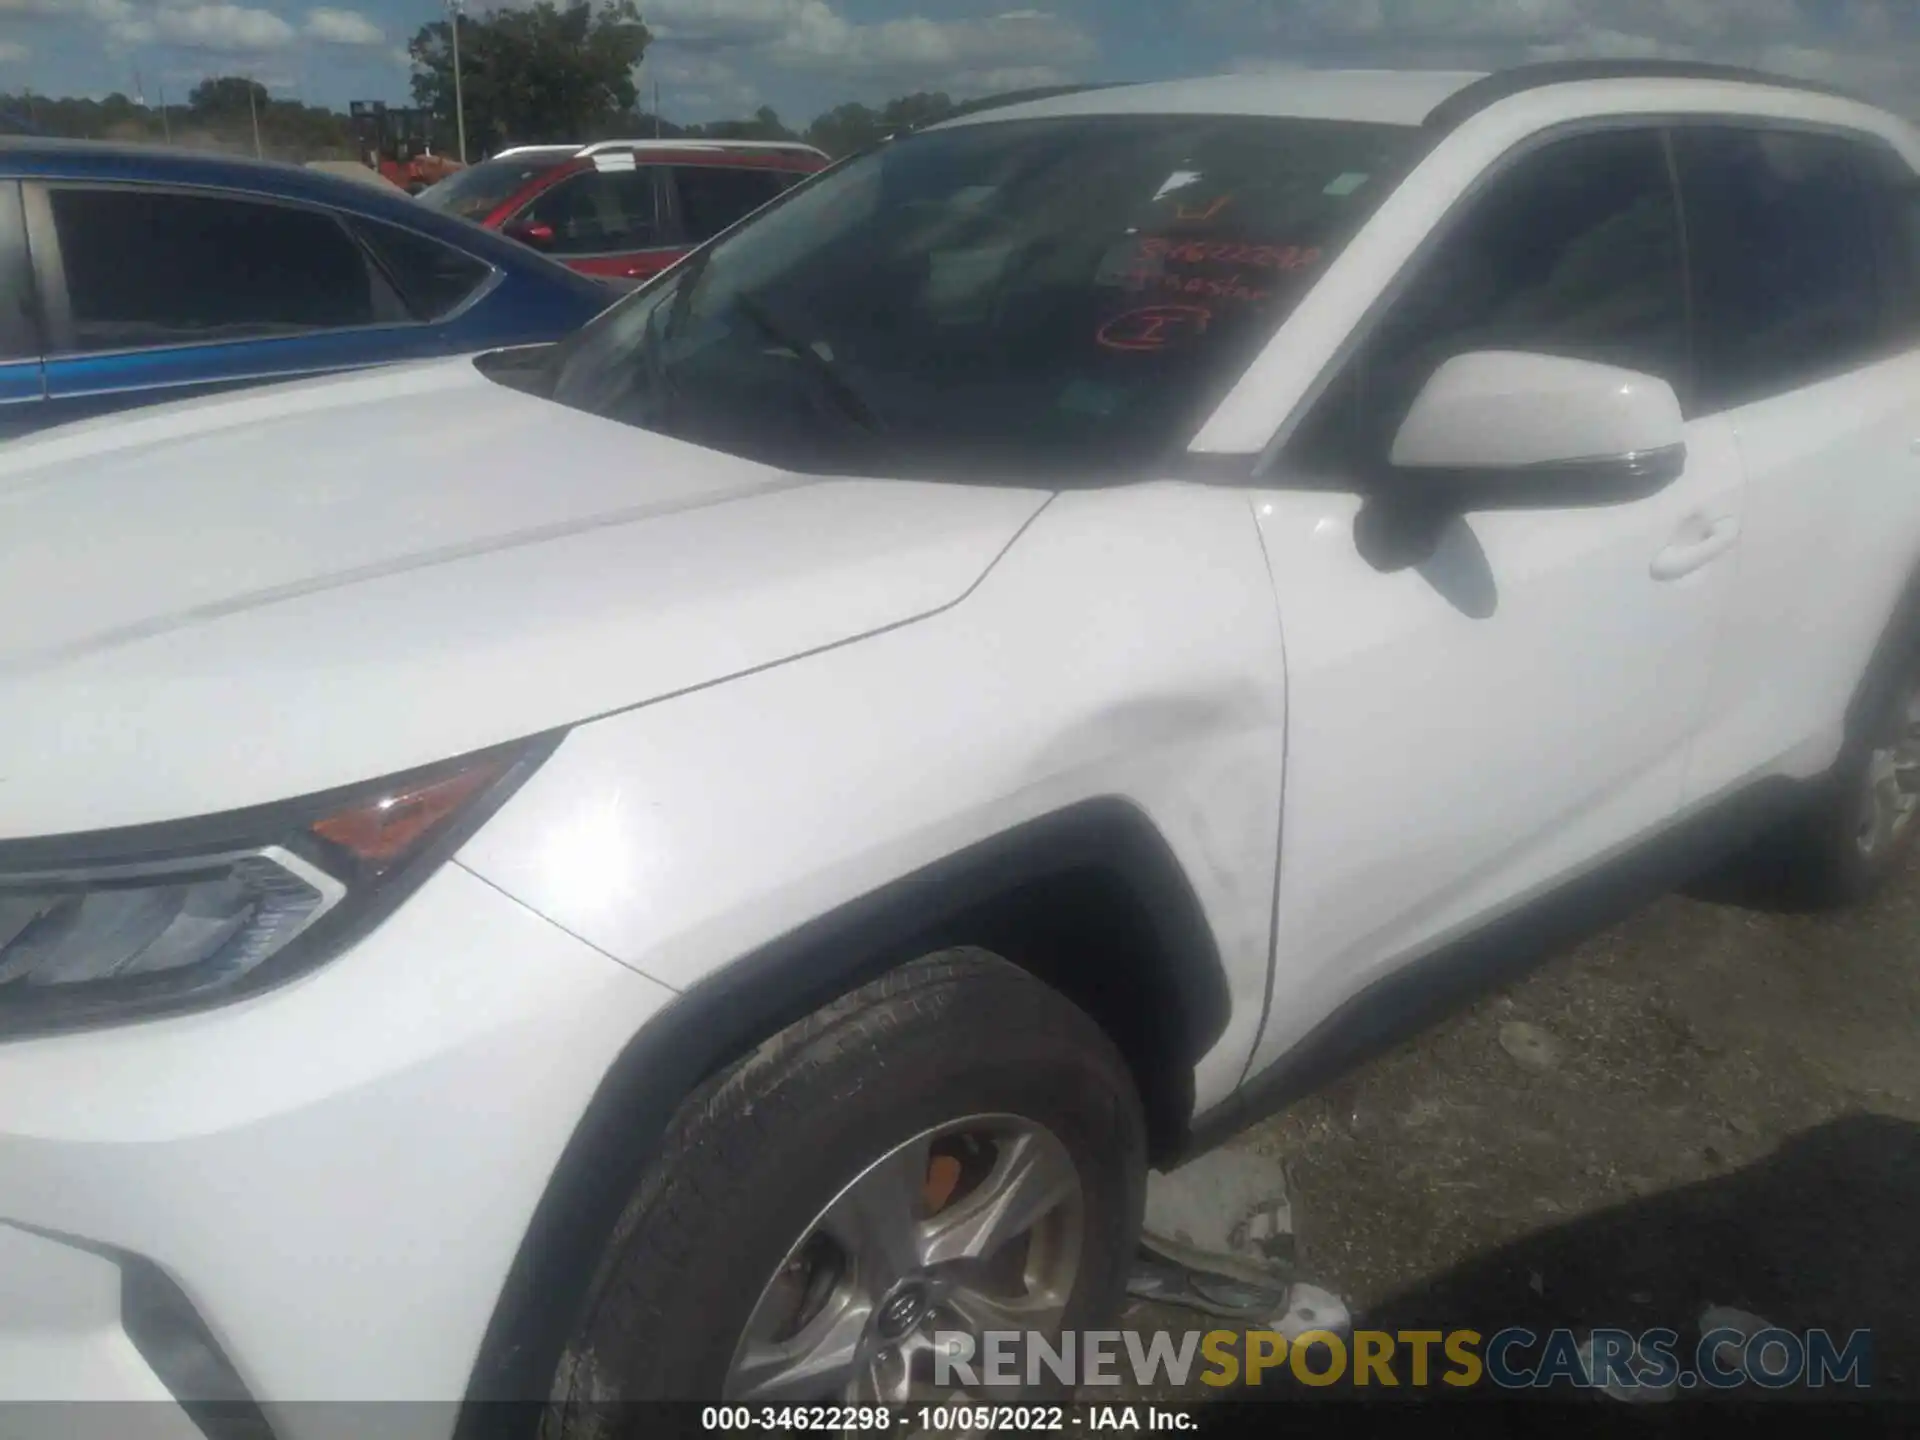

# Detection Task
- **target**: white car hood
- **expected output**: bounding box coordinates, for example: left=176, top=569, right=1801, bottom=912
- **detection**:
left=0, top=358, right=1048, bottom=840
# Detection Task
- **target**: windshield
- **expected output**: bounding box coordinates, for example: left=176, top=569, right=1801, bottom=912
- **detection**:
left=539, top=115, right=1414, bottom=480
left=417, top=155, right=571, bottom=221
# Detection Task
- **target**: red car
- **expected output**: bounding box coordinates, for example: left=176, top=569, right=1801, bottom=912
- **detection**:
left=415, top=139, right=829, bottom=284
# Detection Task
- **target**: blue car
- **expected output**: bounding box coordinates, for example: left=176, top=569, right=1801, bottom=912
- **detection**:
left=0, top=138, right=614, bottom=438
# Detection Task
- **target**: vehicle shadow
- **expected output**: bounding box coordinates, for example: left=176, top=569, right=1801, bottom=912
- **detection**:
left=1681, top=822, right=1839, bottom=914
left=1344, top=1112, right=1920, bottom=1399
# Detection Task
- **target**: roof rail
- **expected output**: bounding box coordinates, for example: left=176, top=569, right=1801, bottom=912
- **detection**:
left=576, top=138, right=830, bottom=160
left=1424, top=60, right=1868, bottom=134
left=935, top=82, right=1130, bottom=125
left=490, top=144, right=581, bottom=160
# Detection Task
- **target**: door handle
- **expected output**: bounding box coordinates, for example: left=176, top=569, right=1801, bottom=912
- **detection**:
left=1651, top=517, right=1740, bottom=581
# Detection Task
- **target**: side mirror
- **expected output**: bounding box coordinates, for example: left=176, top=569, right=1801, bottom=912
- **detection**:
left=1388, top=351, right=1686, bottom=509
left=503, top=219, right=556, bottom=250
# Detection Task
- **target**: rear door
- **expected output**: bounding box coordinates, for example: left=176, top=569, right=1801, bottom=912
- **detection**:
left=513, top=163, right=681, bottom=283
left=0, top=181, right=45, bottom=437
left=1673, top=124, right=1920, bottom=802
left=662, top=162, right=799, bottom=249
left=27, top=182, right=433, bottom=428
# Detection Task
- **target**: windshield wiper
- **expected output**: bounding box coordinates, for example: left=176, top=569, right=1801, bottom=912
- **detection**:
left=635, top=295, right=679, bottom=425
left=730, top=290, right=888, bottom=437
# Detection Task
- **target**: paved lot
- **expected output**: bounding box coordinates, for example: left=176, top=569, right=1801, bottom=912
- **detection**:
left=1121, top=846, right=1920, bottom=1398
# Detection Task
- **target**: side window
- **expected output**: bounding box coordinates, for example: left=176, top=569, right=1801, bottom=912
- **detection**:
left=517, top=170, right=660, bottom=255
left=1291, top=128, right=1687, bottom=475
left=671, top=166, right=789, bottom=244
left=49, top=187, right=376, bottom=353
left=0, top=183, right=35, bottom=361
left=348, top=217, right=493, bottom=321
left=1867, top=147, right=1920, bottom=343
left=1675, top=126, right=1882, bottom=412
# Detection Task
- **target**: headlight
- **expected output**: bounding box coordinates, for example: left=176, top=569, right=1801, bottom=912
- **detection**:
left=0, top=736, right=556, bottom=1038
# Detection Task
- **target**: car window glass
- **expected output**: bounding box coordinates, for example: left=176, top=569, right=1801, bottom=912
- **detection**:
left=1290, top=127, right=1686, bottom=476
left=50, top=188, right=376, bottom=353
left=544, top=115, right=1416, bottom=480
left=519, top=170, right=659, bottom=254
left=1676, top=126, right=1882, bottom=413
left=1873, top=147, right=1920, bottom=347
left=0, top=184, right=34, bottom=361
left=671, top=166, right=790, bottom=244
left=349, top=217, right=492, bottom=321
left=416, top=156, right=569, bottom=221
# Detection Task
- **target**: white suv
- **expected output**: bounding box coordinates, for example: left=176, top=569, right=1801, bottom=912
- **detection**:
left=3, top=61, right=1918, bottom=1429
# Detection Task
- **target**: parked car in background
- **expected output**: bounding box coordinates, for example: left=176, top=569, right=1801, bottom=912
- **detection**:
left=416, top=138, right=828, bottom=283
left=0, top=138, right=614, bottom=438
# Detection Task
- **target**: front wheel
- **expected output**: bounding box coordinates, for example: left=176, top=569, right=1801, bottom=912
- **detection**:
left=543, top=949, right=1147, bottom=1425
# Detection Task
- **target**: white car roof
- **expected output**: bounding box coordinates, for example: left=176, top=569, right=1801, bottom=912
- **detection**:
left=937, top=64, right=1901, bottom=134
left=939, top=71, right=1490, bottom=130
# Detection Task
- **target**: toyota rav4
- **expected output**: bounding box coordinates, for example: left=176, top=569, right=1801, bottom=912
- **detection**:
left=3, top=61, right=1919, bottom=1436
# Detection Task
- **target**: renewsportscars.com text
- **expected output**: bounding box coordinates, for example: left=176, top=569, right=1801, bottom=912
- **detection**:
left=933, top=1326, right=1872, bottom=1393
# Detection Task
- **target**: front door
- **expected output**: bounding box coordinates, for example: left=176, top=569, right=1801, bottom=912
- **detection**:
left=515, top=165, right=686, bottom=284
left=1242, top=125, right=1746, bottom=1074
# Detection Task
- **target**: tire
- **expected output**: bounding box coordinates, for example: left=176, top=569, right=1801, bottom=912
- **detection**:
left=1780, top=634, right=1920, bottom=907
left=542, top=948, right=1147, bottom=1426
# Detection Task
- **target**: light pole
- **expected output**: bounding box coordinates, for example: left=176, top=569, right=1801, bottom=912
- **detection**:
left=448, top=0, right=468, bottom=163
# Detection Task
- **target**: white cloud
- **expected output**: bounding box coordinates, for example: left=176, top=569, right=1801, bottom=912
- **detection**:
left=643, top=0, right=804, bottom=47
left=963, top=63, right=1075, bottom=94
left=646, top=50, right=764, bottom=115
left=5, top=0, right=313, bottom=51
left=641, top=0, right=1096, bottom=111
left=0, top=0, right=157, bottom=41
left=305, top=6, right=382, bottom=46
left=775, top=10, right=1094, bottom=77
left=1188, top=0, right=1920, bottom=115
left=152, top=3, right=297, bottom=51
left=0, top=40, right=27, bottom=63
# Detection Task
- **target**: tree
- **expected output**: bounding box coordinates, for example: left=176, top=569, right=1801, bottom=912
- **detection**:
left=409, top=1, right=650, bottom=155
left=188, top=76, right=270, bottom=116
left=692, top=106, right=797, bottom=142
left=878, top=92, right=956, bottom=132
left=803, top=92, right=956, bottom=156
left=803, top=101, right=882, bottom=156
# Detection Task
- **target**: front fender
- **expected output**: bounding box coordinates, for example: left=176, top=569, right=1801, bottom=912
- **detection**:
left=457, top=480, right=1289, bottom=1111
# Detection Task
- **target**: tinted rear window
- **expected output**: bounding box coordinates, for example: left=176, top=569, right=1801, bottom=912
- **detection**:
left=349, top=216, right=493, bottom=320
left=1676, top=126, right=1884, bottom=412
left=51, top=187, right=375, bottom=352
left=670, top=165, right=794, bottom=243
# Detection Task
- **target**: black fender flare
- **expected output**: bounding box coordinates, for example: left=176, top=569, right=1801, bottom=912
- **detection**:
left=1844, top=551, right=1920, bottom=747
left=457, top=795, right=1231, bottom=1415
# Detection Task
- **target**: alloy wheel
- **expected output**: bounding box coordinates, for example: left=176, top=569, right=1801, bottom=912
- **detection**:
left=723, top=1114, right=1085, bottom=1403
left=1856, top=683, right=1920, bottom=858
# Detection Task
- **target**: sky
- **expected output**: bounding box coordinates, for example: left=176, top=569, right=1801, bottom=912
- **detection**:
left=3, top=0, right=1920, bottom=127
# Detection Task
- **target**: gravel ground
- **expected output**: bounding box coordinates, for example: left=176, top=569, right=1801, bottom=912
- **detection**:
left=1111, top=847, right=1920, bottom=1400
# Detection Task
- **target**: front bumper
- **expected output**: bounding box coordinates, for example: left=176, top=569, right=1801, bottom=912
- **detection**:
left=0, top=857, right=675, bottom=1439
